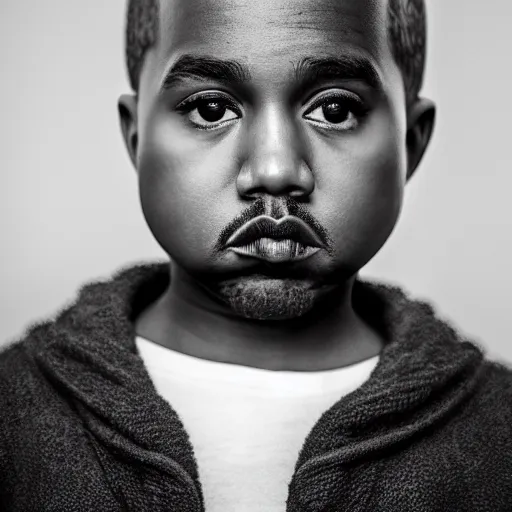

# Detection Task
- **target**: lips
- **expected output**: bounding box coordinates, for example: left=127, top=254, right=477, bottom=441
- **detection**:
left=225, top=215, right=325, bottom=263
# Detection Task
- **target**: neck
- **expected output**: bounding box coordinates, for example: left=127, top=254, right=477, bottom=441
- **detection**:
left=135, top=263, right=384, bottom=371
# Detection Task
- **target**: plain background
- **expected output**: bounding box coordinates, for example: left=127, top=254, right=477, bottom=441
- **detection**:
left=1, top=1, right=511, bottom=363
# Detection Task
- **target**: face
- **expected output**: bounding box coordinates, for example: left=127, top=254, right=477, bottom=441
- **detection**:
left=121, top=0, right=433, bottom=320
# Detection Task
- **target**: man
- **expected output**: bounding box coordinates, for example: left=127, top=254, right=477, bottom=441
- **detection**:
left=1, top=0, right=511, bottom=510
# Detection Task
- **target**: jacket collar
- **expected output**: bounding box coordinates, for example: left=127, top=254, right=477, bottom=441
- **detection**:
left=30, top=262, right=485, bottom=512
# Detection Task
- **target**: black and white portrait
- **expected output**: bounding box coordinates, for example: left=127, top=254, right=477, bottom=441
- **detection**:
left=1, top=1, right=511, bottom=510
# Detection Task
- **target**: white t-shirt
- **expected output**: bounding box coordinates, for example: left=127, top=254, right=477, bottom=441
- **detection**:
left=136, top=336, right=379, bottom=512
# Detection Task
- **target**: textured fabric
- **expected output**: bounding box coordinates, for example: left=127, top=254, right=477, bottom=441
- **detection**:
left=136, top=335, right=380, bottom=511
left=0, top=261, right=511, bottom=512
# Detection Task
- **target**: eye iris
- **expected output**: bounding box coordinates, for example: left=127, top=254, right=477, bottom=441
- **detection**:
left=197, top=101, right=227, bottom=122
left=322, top=102, right=349, bottom=123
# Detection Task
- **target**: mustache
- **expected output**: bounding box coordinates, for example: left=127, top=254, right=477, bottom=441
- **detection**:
left=215, top=197, right=334, bottom=254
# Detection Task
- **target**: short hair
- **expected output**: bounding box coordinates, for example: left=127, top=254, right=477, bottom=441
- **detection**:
left=125, top=0, right=426, bottom=105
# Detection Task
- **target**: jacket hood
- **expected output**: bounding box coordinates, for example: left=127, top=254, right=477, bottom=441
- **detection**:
left=27, top=262, right=485, bottom=512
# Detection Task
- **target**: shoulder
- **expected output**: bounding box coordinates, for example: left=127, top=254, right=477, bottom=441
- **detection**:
left=369, top=356, right=512, bottom=509
left=0, top=324, right=58, bottom=427
left=0, top=335, right=49, bottom=484
left=466, top=357, right=512, bottom=444
left=0, top=323, right=86, bottom=483
left=446, top=356, right=512, bottom=441
left=434, top=357, right=512, bottom=491
left=0, top=317, right=79, bottom=441
left=475, top=357, right=512, bottom=410
left=0, top=336, right=40, bottom=400
left=439, top=358, right=512, bottom=503
left=0, top=329, right=121, bottom=509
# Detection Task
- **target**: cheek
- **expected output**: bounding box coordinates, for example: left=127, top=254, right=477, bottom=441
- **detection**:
left=315, top=112, right=407, bottom=266
left=136, top=115, right=239, bottom=269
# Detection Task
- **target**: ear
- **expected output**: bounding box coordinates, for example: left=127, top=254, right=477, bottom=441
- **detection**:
left=118, top=94, right=139, bottom=169
left=405, top=97, right=436, bottom=181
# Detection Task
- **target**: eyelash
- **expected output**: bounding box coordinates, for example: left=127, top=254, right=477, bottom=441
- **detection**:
left=175, top=90, right=368, bottom=131
left=303, top=91, right=368, bottom=131
left=176, top=92, right=242, bottom=131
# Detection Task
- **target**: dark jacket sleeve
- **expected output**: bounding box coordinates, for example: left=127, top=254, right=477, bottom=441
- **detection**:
left=368, top=359, right=512, bottom=512
left=0, top=340, right=121, bottom=512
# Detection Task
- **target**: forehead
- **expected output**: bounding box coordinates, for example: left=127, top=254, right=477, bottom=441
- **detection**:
left=155, top=0, right=391, bottom=75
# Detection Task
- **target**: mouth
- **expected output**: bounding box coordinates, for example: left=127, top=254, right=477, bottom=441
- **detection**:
left=225, top=215, right=325, bottom=263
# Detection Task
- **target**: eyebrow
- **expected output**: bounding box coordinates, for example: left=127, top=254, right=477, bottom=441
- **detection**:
left=160, top=54, right=251, bottom=90
left=293, top=55, right=383, bottom=91
left=160, top=54, right=383, bottom=92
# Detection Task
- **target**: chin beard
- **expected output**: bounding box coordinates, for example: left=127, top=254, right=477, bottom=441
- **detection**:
left=214, top=276, right=317, bottom=321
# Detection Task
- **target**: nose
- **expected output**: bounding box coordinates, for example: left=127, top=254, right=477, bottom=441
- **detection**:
left=236, top=105, right=315, bottom=199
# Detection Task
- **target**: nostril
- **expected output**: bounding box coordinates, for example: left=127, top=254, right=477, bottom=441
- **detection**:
left=242, top=185, right=309, bottom=200
left=288, top=188, right=309, bottom=198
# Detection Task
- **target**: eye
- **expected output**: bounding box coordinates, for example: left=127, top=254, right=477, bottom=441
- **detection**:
left=303, top=92, right=365, bottom=131
left=176, top=94, right=241, bottom=130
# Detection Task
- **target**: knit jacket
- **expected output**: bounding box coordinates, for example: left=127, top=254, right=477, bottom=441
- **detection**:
left=1, top=262, right=511, bottom=512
